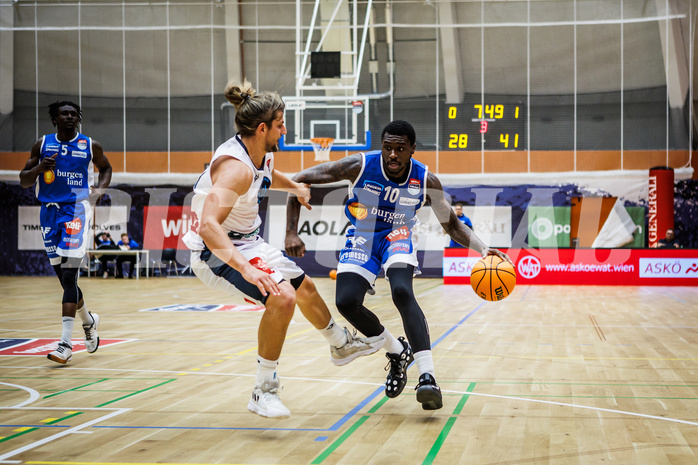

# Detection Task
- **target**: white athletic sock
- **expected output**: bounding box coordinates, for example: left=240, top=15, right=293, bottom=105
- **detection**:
left=256, top=356, right=279, bottom=385
left=61, top=317, right=75, bottom=346
left=414, top=350, right=435, bottom=377
left=319, top=317, right=347, bottom=348
left=381, top=329, right=404, bottom=354
left=76, top=304, right=93, bottom=326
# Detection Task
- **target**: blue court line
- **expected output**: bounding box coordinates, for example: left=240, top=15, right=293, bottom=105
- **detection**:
left=430, top=305, right=484, bottom=349
left=520, top=285, right=531, bottom=301
left=24, top=303, right=486, bottom=436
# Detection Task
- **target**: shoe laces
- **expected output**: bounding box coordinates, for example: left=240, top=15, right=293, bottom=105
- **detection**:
left=56, top=342, right=71, bottom=353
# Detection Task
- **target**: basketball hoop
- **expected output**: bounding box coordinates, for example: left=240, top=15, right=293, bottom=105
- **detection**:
left=310, top=137, right=334, bottom=162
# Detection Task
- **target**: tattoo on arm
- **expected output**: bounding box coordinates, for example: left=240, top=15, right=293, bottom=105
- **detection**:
left=292, top=154, right=362, bottom=184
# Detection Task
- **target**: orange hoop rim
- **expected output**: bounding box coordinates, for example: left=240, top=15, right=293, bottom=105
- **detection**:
left=310, top=137, right=335, bottom=148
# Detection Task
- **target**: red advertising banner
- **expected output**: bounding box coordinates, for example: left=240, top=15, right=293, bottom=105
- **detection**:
left=648, top=167, right=674, bottom=247
left=143, top=206, right=195, bottom=250
left=444, top=248, right=698, bottom=286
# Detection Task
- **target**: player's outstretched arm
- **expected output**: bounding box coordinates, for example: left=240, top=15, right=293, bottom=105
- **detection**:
left=426, top=171, right=513, bottom=264
left=285, top=154, right=363, bottom=258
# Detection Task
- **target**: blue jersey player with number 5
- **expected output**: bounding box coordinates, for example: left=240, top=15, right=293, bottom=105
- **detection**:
left=20, top=101, right=112, bottom=364
left=286, top=120, right=511, bottom=410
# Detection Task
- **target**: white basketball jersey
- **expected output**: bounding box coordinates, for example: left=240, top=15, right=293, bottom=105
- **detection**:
left=183, top=135, right=273, bottom=250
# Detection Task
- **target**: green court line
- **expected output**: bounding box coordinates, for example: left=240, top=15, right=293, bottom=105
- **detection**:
left=311, top=415, right=370, bottom=464
left=422, top=382, right=476, bottom=465
left=44, top=379, right=110, bottom=398
left=95, top=379, right=177, bottom=407
left=366, top=395, right=390, bottom=413
left=0, top=411, right=83, bottom=444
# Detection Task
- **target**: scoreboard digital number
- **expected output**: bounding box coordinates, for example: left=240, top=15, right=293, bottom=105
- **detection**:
left=443, top=103, right=525, bottom=150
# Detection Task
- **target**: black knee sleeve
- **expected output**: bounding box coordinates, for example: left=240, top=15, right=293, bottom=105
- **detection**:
left=59, top=266, right=81, bottom=304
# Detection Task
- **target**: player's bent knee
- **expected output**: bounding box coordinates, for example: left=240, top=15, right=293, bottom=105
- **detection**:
left=390, top=284, right=415, bottom=307
left=266, top=287, right=296, bottom=319
left=60, top=268, right=80, bottom=304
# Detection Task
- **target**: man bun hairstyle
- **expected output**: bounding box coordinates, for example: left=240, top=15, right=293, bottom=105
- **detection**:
left=48, top=101, right=82, bottom=126
left=382, top=119, right=416, bottom=146
left=224, top=78, right=285, bottom=137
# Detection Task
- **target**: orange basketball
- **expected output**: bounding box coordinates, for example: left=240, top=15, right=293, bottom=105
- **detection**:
left=470, top=255, right=516, bottom=301
left=329, top=269, right=337, bottom=280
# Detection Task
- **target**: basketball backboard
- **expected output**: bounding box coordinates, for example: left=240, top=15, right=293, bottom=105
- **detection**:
left=278, top=95, right=371, bottom=151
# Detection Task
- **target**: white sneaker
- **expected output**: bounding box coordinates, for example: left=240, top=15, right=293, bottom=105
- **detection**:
left=83, top=312, right=100, bottom=354
left=247, top=378, right=291, bottom=419
left=102, top=272, right=108, bottom=279
left=330, top=328, right=385, bottom=366
left=48, top=342, right=73, bottom=364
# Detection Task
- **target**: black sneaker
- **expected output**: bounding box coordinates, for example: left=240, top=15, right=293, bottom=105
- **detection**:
left=384, top=337, right=414, bottom=398
left=415, top=373, right=443, bottom=410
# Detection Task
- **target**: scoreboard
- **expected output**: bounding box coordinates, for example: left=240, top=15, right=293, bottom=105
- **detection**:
left=442, top=101, right=525, bottom=150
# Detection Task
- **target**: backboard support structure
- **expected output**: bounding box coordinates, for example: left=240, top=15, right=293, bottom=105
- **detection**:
left=279, top=0, right=374, bottom=152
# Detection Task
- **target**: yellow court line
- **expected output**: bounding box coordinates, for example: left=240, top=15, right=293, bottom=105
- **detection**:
left=434, top=354, right=698, bottom=361
left=27, top=461, right=287, bottom=465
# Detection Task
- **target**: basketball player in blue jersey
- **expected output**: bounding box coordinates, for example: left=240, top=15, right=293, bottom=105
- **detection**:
left=285, top=120, right=510, bottom=410
left=182, top=79, right=384, bottom=419
left=20, top=101, right=112, bottom=364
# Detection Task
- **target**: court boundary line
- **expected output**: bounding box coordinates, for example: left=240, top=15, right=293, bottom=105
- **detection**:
left=0, top=407, right=131, bottom=463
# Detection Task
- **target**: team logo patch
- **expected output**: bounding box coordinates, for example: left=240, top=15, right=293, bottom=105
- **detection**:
left=386, top=226, right=410, bottom=242
left=407, top=178, right=420, bottom=195
left=77, top=139, right=88, bottom=150
left=249, top=257, right=272, bottom=274
left=140, top=304, right=265, bottom=312
left=362, top=181, right=383, bottom=196
left=43, top=171, right=56, bottom=184
left=0, top=338, right=132, bottom=356
left=65, top=218, right=83, bottom=235
left=348, top=202, right=368, bottom=220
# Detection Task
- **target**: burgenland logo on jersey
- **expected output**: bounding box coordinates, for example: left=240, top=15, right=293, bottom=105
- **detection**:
left=348, top=202, right=368, bottom=220
left=518, top=255, right=541, bottom=279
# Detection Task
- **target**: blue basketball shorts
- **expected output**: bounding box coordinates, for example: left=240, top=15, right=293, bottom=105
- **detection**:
left=337, top=225, right=420, bottom=284
left=40, top=200, right=92, bottom=265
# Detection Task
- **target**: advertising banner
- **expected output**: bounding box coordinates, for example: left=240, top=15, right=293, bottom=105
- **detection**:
left=143, top=206, right=194, bottom=250
left=444, top=248, right=698, bottom=286
left=527, top=206, right=570, bottom=248
left=18, top=205, right=128, bottom=250
left=267, top=205, right=512, bottom=251
left=648, top=167, right=674, bottom=247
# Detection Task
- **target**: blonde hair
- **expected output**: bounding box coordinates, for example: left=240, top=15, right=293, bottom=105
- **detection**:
left=224, top=78, right=285, bottom=137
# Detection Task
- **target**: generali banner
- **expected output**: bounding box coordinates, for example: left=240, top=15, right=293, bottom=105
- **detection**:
left=444, top=248, right=698, bottom=286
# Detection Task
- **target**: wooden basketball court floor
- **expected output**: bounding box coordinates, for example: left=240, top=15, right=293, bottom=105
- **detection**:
left=1, top=275, right=697, bottom=465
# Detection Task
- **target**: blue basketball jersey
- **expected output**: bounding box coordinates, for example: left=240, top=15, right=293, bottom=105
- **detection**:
left=344, top=151, right=428, bottom=234
left=36, top=133, right=94, bottom=203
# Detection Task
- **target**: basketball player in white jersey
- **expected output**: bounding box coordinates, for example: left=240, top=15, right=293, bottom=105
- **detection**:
left=182, top=79, right=384, bottom=419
